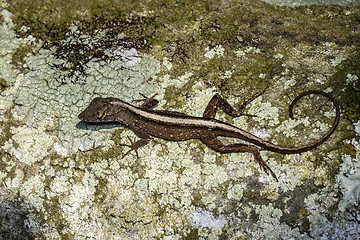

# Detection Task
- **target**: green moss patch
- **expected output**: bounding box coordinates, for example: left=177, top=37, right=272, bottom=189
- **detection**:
left=331, top=47, right=360, bottom=122
left=0, top=77, right=7, bottom=91
left=8, top=1, right=360, bottom=90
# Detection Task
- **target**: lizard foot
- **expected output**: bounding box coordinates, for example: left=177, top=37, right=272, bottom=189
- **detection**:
left=252, top=149, right=278, bottom=181
left=119, top=136, right=150, bottom=159
left=237, top=87, right=268, bottom=118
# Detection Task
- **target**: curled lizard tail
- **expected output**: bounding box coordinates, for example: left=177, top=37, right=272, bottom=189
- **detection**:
left=274, top=90, right=340, bottom=154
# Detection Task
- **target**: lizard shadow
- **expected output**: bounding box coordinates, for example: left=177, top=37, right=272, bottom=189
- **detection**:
left=76, top=121, right=125, bottom=131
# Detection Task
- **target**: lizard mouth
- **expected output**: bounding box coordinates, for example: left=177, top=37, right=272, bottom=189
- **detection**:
left=78, top=110, right=91, bottom=122
left=78, top=111, right=86, bottom=121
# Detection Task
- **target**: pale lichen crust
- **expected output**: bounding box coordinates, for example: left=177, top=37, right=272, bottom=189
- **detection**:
left=10, top=27, right=158, bottom=154
left=337, top=120, right=360, bottom=212
left=0, top=1, right=360, bottom=239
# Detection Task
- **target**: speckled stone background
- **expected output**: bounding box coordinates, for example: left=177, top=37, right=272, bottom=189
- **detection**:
left=0, top=0, right=360, bottom=239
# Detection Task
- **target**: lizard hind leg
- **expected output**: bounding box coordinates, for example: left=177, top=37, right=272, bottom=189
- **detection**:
left=201, top=136, right=278, bottom=181
left=252, top=148, right=278, bottom=181
left=203, top=87, right=267, bottom=119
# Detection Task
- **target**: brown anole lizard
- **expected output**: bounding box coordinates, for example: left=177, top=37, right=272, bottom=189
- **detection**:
left=78, top=90, right=340, bottom=180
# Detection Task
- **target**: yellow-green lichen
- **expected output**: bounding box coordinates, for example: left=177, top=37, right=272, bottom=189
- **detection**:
left=337, top=120, right=360, bottom=212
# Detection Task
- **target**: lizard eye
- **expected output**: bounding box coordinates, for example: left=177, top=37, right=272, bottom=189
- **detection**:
left=96, top=110, right=106, bottom=119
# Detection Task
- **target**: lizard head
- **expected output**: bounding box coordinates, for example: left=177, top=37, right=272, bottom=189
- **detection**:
left=78, top=97, right=125, bottom=123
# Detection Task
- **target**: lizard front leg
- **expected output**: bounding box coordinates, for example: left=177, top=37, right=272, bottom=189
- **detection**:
left=203, top=88, right=267, bottom=118
left=201, top=134, right=278, bottom=181
left=120, top=126, right=151, bottom=159
left=119, top=136, right=150, bottom=159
